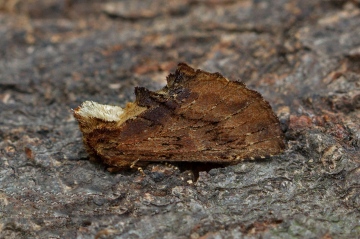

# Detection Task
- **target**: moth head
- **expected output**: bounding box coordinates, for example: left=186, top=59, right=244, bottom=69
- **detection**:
left=73, top=101, right=148, bottom=134
left=73, top=101, right=124, bottom=132
left=75, top=101, right=124, bottom=121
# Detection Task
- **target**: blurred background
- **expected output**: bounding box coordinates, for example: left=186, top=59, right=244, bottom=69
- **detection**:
left=0, top=0, right=324, bottom=107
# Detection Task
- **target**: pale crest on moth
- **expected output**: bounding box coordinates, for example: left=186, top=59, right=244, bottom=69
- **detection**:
left=76, top=101, right=124, bottom=122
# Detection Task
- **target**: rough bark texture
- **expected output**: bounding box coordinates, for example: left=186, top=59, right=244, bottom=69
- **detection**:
left=0, top=0, right=359, bottom=238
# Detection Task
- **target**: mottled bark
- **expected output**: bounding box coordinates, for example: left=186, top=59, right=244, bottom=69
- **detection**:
left=0, top=0, right=359, bottom=238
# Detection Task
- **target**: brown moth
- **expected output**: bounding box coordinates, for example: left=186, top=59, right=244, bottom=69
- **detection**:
left=73, top=63, right=285, bottom=169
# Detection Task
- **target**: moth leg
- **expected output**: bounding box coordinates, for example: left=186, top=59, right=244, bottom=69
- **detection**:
left=130, top=159, right=145, bottom=176
left=130, top=158, right=140, bottom=166
left=164, top=162, right=179, bottom=171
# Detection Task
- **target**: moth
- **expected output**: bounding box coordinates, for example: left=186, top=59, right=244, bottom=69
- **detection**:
left=73, top=63, right=285, bottom=169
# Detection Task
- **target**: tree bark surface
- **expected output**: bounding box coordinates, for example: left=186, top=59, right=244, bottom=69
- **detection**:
left=0, top=0, right=359, bottom=238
